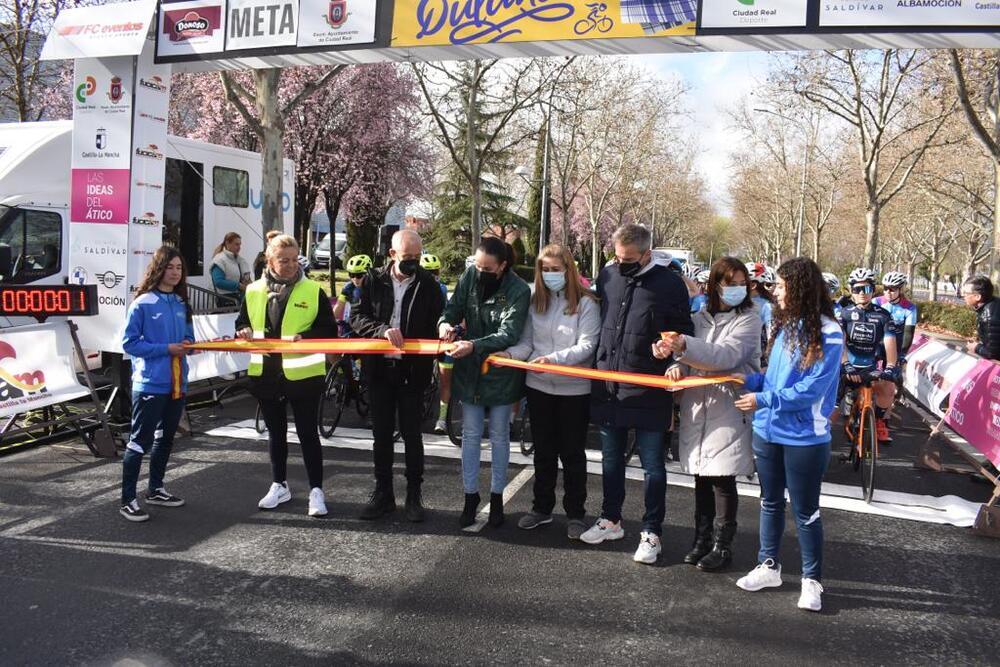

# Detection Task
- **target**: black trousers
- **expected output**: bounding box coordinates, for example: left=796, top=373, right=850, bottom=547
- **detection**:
left=525, top=387, right=589, bottom=519
left=694, top=475, right=738, bottom=523
left=260, top=392, right=323, bottom=489
left=369, top=364, right=426, bottom=488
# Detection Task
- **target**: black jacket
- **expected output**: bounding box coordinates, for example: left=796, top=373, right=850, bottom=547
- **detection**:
left=590, top=262, right=694, bottom=431
left=350, top=262, right=446, bottom=386
left=975, top=297, right=1000, bottom=361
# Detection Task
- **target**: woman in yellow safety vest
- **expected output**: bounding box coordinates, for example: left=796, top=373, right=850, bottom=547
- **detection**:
left=236, top=233, right=336, bottom=517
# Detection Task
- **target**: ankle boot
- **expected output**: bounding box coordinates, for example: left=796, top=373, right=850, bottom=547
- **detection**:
left=360, top=482, right=396, bottom=520
left=488, top=492, right=504, bottom=527
left=405, top=484, right=425, bottom=523
left=697, top=520, right=737, bottom=572
left=683, top=513, right=715, bottom=565
left=459, top=492, right=480, bottom=528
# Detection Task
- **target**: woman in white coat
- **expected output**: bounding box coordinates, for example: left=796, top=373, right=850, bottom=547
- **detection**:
left=501, top=244, right=600, bottom=540
left=655, top=256, right=761, bottom=571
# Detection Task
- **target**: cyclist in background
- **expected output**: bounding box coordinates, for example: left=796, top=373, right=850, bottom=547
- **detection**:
left=874, top=271, right=918, bottom=360
left=749, top=263, right=774, bottom=365
left=839, top=268, right=899, bottom=445
left=690, top=269, right=710, bottom=313
left=822, top=273, right=842, bottom=319
left=334, top=254, right=372, bottom=334
left=420, top=253, right=455, bottom=434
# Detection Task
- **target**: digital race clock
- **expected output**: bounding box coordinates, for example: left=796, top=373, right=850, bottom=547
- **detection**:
left=0, top=285, right=99, bottom=322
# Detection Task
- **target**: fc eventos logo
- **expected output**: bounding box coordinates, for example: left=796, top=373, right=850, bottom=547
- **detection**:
left=75, top=75, right=97, bottom=103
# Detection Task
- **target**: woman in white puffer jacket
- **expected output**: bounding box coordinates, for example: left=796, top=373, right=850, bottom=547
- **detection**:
left=503, top=244, right=600, bottom=540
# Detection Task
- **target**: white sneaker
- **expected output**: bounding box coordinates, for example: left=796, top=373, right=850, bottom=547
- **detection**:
left=258, top=482, right=291, bottom=509
left=433, top=419, right=447, bottom=434
left=798, top=578, right=824, bottom=612
left=579, top=518, right=625, bottom=545
left=308, top=487, right=328, bottom=517
left=736, top=559, right=783, bottom=591
left=633, top=531, right=661, bottom=564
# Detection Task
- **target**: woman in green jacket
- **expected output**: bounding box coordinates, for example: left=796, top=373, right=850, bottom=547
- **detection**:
left=439, top=237, right=530, bottom=529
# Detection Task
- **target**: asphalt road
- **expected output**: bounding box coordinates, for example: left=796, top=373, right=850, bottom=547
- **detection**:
left=0, top=393, right=998, bottom=666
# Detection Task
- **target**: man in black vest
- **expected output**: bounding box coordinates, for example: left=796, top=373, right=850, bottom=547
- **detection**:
left=351, top=229, right=445, bottom=522
left=580, top=223, right=694, bottom=564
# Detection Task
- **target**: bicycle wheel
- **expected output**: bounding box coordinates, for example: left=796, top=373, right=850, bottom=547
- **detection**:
left=859, top=406, right=878, bottom=503
left=446, top=396, right=463, bottom=447
left=517, top=404, right=533, bottom=456
left=319, top=365, right=349, bottom=438
left=254, top=402, right=267, bottom=434
left=422, top=375, right=440, bottom=423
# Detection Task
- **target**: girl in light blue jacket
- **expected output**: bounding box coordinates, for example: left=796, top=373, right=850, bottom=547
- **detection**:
left=119, top=246, right=195, bottom=523
left=733, top=257, right=844, bottom=613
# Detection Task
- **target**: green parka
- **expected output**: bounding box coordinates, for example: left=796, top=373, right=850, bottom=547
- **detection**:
left=440, top=265, right=530, bottom=406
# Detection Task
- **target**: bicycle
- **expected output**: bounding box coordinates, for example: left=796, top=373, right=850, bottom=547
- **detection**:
left=840, top=369, right=882, bottom=503
left=574, top=2, right=613, bottom=35
left=319, top=353, right=369, bottom=438
left=392, top=359, right=441, bottom=442
left=514, top=398, right=532, bottom=456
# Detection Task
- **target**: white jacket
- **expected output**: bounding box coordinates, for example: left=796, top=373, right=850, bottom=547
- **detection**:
left=676, top=304, right=762, bottom=476
left=507, top=289, right=600, bottom=396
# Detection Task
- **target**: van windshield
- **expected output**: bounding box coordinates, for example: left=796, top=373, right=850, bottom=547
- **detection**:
left=335, top=238, right=347, bottom=253
left=317, top=235, right=330, bottom=251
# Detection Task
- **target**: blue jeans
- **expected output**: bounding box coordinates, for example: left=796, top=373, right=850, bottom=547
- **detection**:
left=461, top=402, right=512, bottom=494
left=599, top=427, right=666, bottom=536
left=752, top=433, right=830, bottom=580
left=121, top=392, right=185, bottom=505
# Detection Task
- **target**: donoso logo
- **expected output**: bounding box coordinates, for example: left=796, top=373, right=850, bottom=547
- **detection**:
left=164, top=7, right=222, bottom=42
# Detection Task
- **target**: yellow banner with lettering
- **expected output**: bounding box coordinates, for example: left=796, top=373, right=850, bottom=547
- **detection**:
left=391, top=1, right=696, bottom=48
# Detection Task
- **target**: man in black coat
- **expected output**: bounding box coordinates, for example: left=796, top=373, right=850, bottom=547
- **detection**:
left=962, top=275, right=1000, bottom=361
left=580, top=224, right=694, bottom=564
left=350, top=229, right=445, bottom=521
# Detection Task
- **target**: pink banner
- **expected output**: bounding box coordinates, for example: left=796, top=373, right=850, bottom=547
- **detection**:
left=70, top=168, right=130, bottom=224
left=945, top=359, right=1000, bottom=468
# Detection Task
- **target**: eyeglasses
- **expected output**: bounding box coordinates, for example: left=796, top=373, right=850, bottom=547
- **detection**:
left=349, top=273, right=364, bottom=280
left=851, top=285, right=874, bottom=294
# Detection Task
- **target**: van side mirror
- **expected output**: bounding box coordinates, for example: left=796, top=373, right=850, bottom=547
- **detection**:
left=0, top=244, right=11, bottom=280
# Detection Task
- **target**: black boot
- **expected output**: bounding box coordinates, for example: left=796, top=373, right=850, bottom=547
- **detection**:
left=683, top=513, right=715, bottom=565
left=360, top=483, right=396, bottom=520
left=697, top=521, right=737, bottom=572
left=488, top=493, right=504, bottom=528
left=405, top=484, right=425, bottom=523
left=459, top=492, right=480, bottom=528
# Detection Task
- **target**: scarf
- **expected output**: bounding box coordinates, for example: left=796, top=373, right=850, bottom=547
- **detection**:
left=264, top=267, right=302, bottom=332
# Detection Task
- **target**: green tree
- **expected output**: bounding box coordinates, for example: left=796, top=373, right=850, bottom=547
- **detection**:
left=523, top=119, right=550, bottom=261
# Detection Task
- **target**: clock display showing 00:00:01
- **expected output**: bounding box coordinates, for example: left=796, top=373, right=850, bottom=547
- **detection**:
left=0, top=285, right=98, bottom=316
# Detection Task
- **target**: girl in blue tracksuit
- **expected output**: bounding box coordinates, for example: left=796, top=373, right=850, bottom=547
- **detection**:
left=733, top=257, right=844, bottom=613
left=119, top=246, right=195, bottom=522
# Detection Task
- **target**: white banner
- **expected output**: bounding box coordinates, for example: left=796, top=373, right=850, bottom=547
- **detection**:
left=157, top=0, right=227, bottom=58
left=296, top=0, right=376, bottom=47
left=226, top=0, right=300, bottom=50
left=820, top=1, right=1000, bottom=26
left=903, top=338, right=979, bottom=418
left=0, top=322, right=90, bottom=418
left=71, top=57, right=133, bottom=172
left=188, top=313, right=250, bottom=382
left=40, top=0, right=155, bottom=61
left=701, top=0, right=808, bottom=29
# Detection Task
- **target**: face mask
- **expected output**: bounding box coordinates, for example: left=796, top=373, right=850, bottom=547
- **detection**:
left=542, top=271, right=566, bottom=292
left=397, top=259, right=418, bottom=276
left=477, top=269, right=500, bottom=293
left=720, top=285, right=746, bottom=307
left=618, top=261, right=641, bottom=278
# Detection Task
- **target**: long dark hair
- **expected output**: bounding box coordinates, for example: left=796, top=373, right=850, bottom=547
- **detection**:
left=769, top=257, right=834, bottom=369
left=707, top=256, right=752, bottom=315
left=478, top=236, right=511, bottom=272
left=134, top=246, right=190, bottom=305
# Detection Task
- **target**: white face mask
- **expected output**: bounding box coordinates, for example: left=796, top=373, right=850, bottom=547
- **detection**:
left=720, top=285, right=746, bottom=307
left=542, top=271, right=566, bottom=292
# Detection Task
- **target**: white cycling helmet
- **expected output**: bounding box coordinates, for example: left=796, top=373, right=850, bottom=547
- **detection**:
left=822, top=272, right=841, bottom=293
left=749, top=262, right=768, bottom=283
left=297, top=254, right=310, bottom=270
left=696, top=269, right=710, bottom=285
left=848, top=267, right=877, bottom=285
left=881, top=271, right=907, bottom=288
left=761, top=266, right=777, bottom=285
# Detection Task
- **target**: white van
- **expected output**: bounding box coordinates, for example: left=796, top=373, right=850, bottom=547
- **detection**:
left=0, top=121, right=294, bottom=327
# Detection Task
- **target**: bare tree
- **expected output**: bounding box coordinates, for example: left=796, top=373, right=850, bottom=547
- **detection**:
left=0, top=0, right=71, bottom=121
left=787, top=50, right=956, bottom=267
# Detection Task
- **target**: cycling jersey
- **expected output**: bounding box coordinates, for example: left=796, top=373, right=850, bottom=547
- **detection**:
left=338, top=282, right=362, bottom=333
left=838, top=303, right=896, bottom=368
left=833, top=302, right=843, bottom=321
left=874, top=295, right=917, bottom=350
left=752, top=295, right=773, bottom=330
left=690, top=293, right=707, bottom=314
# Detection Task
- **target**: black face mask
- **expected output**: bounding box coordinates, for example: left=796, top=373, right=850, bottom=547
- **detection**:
left=397, top=259, right=418, bottom=276
left=618, top=261, right=641, bottom=278
left=477, top=269, right=501, bottom=295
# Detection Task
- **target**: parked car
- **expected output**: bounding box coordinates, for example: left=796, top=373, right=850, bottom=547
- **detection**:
left=310, top=233, right=346, bottom=270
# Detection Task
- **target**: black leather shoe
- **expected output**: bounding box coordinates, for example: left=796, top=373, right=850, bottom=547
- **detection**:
left=360, top=487, right=396, bottom=520
left=405, top=486, right=425, bottom=523
left=488, top=492, right=504, bottom=528
left=459, top=492, right=480, bottom=528
left=697, top=521, right=737, bottom=572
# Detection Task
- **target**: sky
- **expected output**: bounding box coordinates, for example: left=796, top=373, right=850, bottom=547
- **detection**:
left=631, top=50, right=773, bottom=217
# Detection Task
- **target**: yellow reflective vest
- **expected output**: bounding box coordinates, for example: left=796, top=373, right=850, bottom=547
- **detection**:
left=244, top=278, right=326, bottom=381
